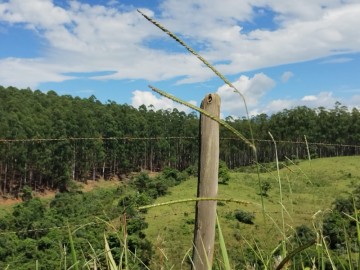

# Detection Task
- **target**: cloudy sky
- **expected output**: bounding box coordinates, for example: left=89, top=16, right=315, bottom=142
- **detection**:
left=1, top=0, right=360, bottom=117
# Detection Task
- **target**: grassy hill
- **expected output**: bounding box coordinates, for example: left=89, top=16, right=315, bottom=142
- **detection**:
left=144, top=156, right=359, bottom=268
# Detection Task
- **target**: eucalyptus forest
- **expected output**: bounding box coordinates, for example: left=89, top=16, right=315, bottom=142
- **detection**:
left=1, top=85, right=360, bottom=196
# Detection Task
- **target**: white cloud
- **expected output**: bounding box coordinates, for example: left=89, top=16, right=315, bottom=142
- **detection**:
left=320, top=57, right=353, bottom=64
left=258, top=92, right=339, bottom=115
left=131, top=90, right=197, bottom=113
left=302, top=95, right=317, bottom=101
left=348, top=95, right=360, bottom=109
left=0, top=0, right=70, bottom=27
left=107, top=0, right=118, bottom=6
left=281, top=71, right=293, bottom=83
left=263, top=99, right=295, bottom=114
left=0, top=58, right=74, bottom=89
left=216, top=73, right=276, bottom=117
left=0, top=0, right=359, bottom=90
left=158, top=1, right=360, bottom=74
left=300, top=92, right=337, bottom=108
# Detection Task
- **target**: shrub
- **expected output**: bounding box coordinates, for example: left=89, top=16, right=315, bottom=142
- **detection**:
left=293, top=224, right=316, bottom=245
left=323, top=184, right=360, bottom=251
left=185, top=164, right=198, bottom=177
left=234, top=209, right=255, bottom=225
left=219, top=160, right=231, bottom=185
left=20, top=185, right=33, bottom=202
left=260, top=180, right=272, bottom=197
left=131, top=172, right=151, bottom=193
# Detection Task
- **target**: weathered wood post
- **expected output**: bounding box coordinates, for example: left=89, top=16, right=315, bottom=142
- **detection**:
left=192, top=93, right=220, bottom=270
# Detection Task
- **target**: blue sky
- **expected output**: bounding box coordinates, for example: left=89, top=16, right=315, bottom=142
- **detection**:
left=1, top=0, right=360, bottom=117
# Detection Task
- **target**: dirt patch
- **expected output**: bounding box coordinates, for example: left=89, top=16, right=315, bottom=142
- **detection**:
left=79, top=179, right=121, bottom=192
left=0, top=196, right=22, bottom=207
left=0, top=179, right=121, bottom=207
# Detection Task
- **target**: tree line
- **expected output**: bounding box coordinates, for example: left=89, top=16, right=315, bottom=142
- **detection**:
left=0, top=85, right=359, bottom=196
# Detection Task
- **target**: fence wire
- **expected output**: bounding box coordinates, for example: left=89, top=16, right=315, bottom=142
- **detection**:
left=0, top=209, right=318, bottom=236
left=0, top=136, right=359, bottom=148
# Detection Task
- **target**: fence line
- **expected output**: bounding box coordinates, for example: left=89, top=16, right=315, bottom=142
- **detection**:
left=0, top=136, right=197, bottom=143
left=0, top=210, right=320, bottom=236
left=0, top=136, right=359, bottom=148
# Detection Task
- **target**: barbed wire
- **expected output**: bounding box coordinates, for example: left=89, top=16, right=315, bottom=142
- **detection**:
left=0, top=136, right=359, bottom=148
left=0, top=136, right=197, bottom=143
left=0, top=209, right=319, bottom=236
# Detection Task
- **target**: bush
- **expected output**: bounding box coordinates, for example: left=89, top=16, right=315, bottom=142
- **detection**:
left=131, top=172, right=151, bottom=193
left=234, top=209, right=255, bottom=225
left=20, top=185, right=33, bottom=202
left=185, top=164, right=198, bottom=177
left=260, top=180, right=272, bottom=196
left=323, top=184, right=360, bottom=251
left=293, top=224, right=316, bottom=245
left=219, top=160, right=230, bottom=185
left=162, top=167, right=187, bottom=185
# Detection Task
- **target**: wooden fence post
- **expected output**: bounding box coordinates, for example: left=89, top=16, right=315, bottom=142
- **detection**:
left=192, top=93, right=220, bottom=270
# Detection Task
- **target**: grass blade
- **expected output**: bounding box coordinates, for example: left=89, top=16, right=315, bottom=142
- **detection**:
left=104, top=233, right=117, bottom=270
left=149, top=85, right=255, bottom=150
left=67, top=224, right=79, bottom=270
left=138, top=196, right=253, bottom=210
left=217, top=214, right=231, bottom=270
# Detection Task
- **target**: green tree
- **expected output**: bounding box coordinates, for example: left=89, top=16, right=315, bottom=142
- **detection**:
left=218, top=160, right=230, bottom=185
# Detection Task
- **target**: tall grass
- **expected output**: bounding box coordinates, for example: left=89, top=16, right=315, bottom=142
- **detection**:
left=269, top=131, right=287, bottom=260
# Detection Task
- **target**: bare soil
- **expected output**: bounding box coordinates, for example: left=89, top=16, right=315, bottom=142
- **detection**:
left=0, top=179, right=121, bottom=208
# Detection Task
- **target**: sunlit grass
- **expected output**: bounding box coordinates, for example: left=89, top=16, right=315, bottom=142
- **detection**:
left=144, top=156, right=359, bottom=267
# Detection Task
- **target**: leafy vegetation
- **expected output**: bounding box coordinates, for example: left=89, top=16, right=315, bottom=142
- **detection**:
left=218, top=160, right=231, bottom=185
left=0, top=169, right=191, bottom=269
left=234, top=209, right=255, bottom=225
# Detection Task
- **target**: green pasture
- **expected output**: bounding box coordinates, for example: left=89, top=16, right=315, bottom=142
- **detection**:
left=144, top=156, right=359, bottom=267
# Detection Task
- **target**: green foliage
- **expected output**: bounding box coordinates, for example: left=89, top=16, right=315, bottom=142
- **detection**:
left=260, top=180, right=272, bottom=197
left=162, top=167, right=188, bottom=186
left=1, top=86, right=359, bottom=197
left=184, top=164, right=198, bottom=177
left=0, top=86, right=199, bottom=196
left=218, top=160, right=231, bottom=185
left=216, top=214, right=231, bottom=270
left=0, top=184, right=155, bottom=269
left=234, top=209, right=255, bottom=225
left=130, top=169, right=189, bottom=201
left=20, top=185, right=33, bottom=202
left=323, top=185, right=360, bottom=252
left=131, top=172, right=151, bottom=194
left=294, top=225, right=316, bottom=245
left=12, top=198, right=48, bottom=238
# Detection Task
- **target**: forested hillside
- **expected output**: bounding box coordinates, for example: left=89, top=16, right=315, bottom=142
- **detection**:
left=1, top=85, right=359, bottom=196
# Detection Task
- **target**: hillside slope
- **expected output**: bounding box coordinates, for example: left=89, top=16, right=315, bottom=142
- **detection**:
left=144, top=156, right=359, bottom=268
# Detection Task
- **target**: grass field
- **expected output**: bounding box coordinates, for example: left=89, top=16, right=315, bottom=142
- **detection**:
left=144, top=156, right=360, bottom=268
